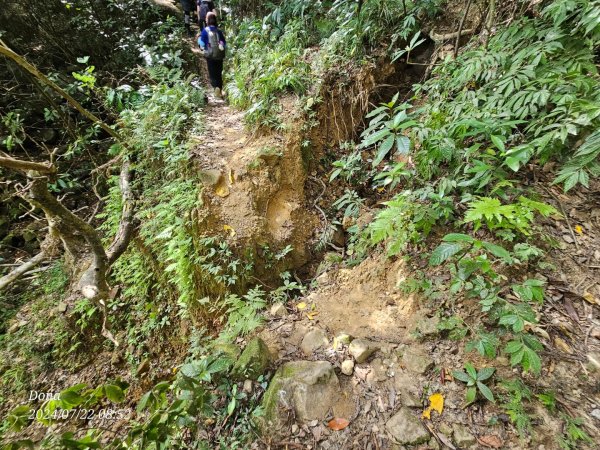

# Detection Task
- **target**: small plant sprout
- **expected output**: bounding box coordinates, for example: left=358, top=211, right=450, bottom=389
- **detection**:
left=452, top=362, right=495, bottom=405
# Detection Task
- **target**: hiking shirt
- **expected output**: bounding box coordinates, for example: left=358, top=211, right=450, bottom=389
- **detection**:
left=197, top=0, right=215, bottom=20
left=199, top=26, right=226, bottom=57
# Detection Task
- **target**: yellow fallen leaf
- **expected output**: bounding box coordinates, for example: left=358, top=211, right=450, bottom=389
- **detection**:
left=422, top=393, right=444, bottom=420
left=228, top=169, right=235, bottom=184
left=296, top=302, right=307, bottom=310
left=554, top=337, right=573, bottom=354
left=306, top=311, right=319, bottom=320
left=575, top=225, right=583, bottom=235
left=215, top=184, right=230, bottom=197
left=223, top=225, right=236, bottom=237
left=583, top=292, right=597, bottom=305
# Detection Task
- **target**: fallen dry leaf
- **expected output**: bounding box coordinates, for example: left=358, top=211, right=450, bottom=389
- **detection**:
left=436, top=431, right=457, bottom=450
left=327, top=418, right=350, bottom=431
left=531, top=326, right=550, bottom=340
left=583, top=292, right=597, bottom=305
left=215, top=184, right=229, bottom=197
left=554, top=337, right=573, bottom=354
left=306, top=311, right=319, bottom=320
left=223, top=225, right=236, bottom=237
left=564, top=298, right=579, bottom=322
left=575, top=225, right=583, bottom=235
left=478, top=434, right=503, bottom=448
left=422, top=392, right=444, bottom=419
left=296, top=302, right=307, bottom=310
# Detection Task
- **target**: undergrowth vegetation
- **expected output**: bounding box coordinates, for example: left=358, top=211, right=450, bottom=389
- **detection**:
left=226, top=0, right=442, bottom=129
left=324, top=0, right=599, bottom=444
left=2, top=0, right=599, bottom=448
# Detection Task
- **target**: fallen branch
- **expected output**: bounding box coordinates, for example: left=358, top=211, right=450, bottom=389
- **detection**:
left=0, top=228, right=59, bottom=291
left=429, top=27, right=475, bottom=43
left=106, top=160, right=136, bottom=265
left=28, top=177, right=109, bottom=302
left=0, top=156, right=56, bottom=174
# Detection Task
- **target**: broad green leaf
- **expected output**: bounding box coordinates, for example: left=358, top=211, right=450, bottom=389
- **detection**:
left=465, top=362, right=477, bottom=379
left=372, top=134, right=395, bottom=167
left=452, top=370, right=472, bottom=383
left=477, top=367, right=495, bottom=381
left=137, top=391, right=153, bottom=412
left=396, top=136, right=411, bottom=154
left=482, top=242, right=512, bottom=262
left=477, top=381, right=495, bottom=402
left=442, top=233, right=475, bottom=243
left=361, top=128, right=391, bottom=148
left=490, top=135, right=505, bottom=152
left=104, top=384, right=125, bottom=403
left=429, top=242, right=464, bottom=266
left=60, top=390, right=84, bottom=408
left=465, top=386, right=477, bottom=404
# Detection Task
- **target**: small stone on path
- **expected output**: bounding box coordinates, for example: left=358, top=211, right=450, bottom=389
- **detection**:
left=386, top=407, right=430, bottom=445
left=301, top=329, right=329, bottom=355
left=270, top=302, right=288, bottom=317
left=349, top=338, right=379, bottom=363
left=341, top=359, right=354, bottom=376
left=453, top=423, right=476, bottom=447
left=401, top=347, right=434, bottom=374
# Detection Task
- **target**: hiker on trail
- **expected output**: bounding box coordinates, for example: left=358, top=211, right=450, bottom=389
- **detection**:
left=199, top=12, right=226, bottom=99
left=180, top=0, right=195, bottom=36
left=197, top=0, right=215, bottom=30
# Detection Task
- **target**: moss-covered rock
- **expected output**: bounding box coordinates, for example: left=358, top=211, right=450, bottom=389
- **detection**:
left=231, top=337, right=270, bottom=380
left=257, top=360, right=340, bottom=435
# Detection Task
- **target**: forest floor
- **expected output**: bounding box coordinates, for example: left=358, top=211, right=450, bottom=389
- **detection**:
left=2, top=2, right=599, bottom=449
left=174, top=17, right=600, bottom=450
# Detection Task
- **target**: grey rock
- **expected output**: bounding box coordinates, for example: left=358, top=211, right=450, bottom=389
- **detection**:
left=231, top=337, right=271, bottom=380
left=367, top=358, right=389, bottom=383
left=198, top=169, right=222, bottom=186
left=301, top=329, right=329, bottom=355
left=270, top=303, right=288, bottom=317
left=135, top=358, right=150, bottom=376
left=416, top=316, right=439, bottom=337
left=341, top=359, right=355, bottom=376
left=259, top=361, right=340, bottom=433
left=438, top=422, right=453, bottom=436
left=349, top=338, right=380, bottom=363
left=243, top=379, right=253, bottom=393
left=386, top=407, right=430, bottom=445
left=591, top=409, right=600, bottom=420
left=399, top=388, right=421, bottom=408
left=401, top=348, right=434, bottom=374
left=334, top=332, right=353, bottom=347
left=57, top=302, right=68, bottom=313
left=453, top=423, right=476, bottom=447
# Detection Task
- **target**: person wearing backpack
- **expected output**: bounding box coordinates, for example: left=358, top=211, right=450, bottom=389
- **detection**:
left=179, top=0, right=195, bottom=36
left=197, top=0, right=215, bottom=30
left=198, top=12, right=226, bottom=99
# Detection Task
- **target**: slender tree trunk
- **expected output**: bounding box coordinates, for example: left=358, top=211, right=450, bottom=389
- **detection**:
left=454, top=0, right=473, bottom=58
